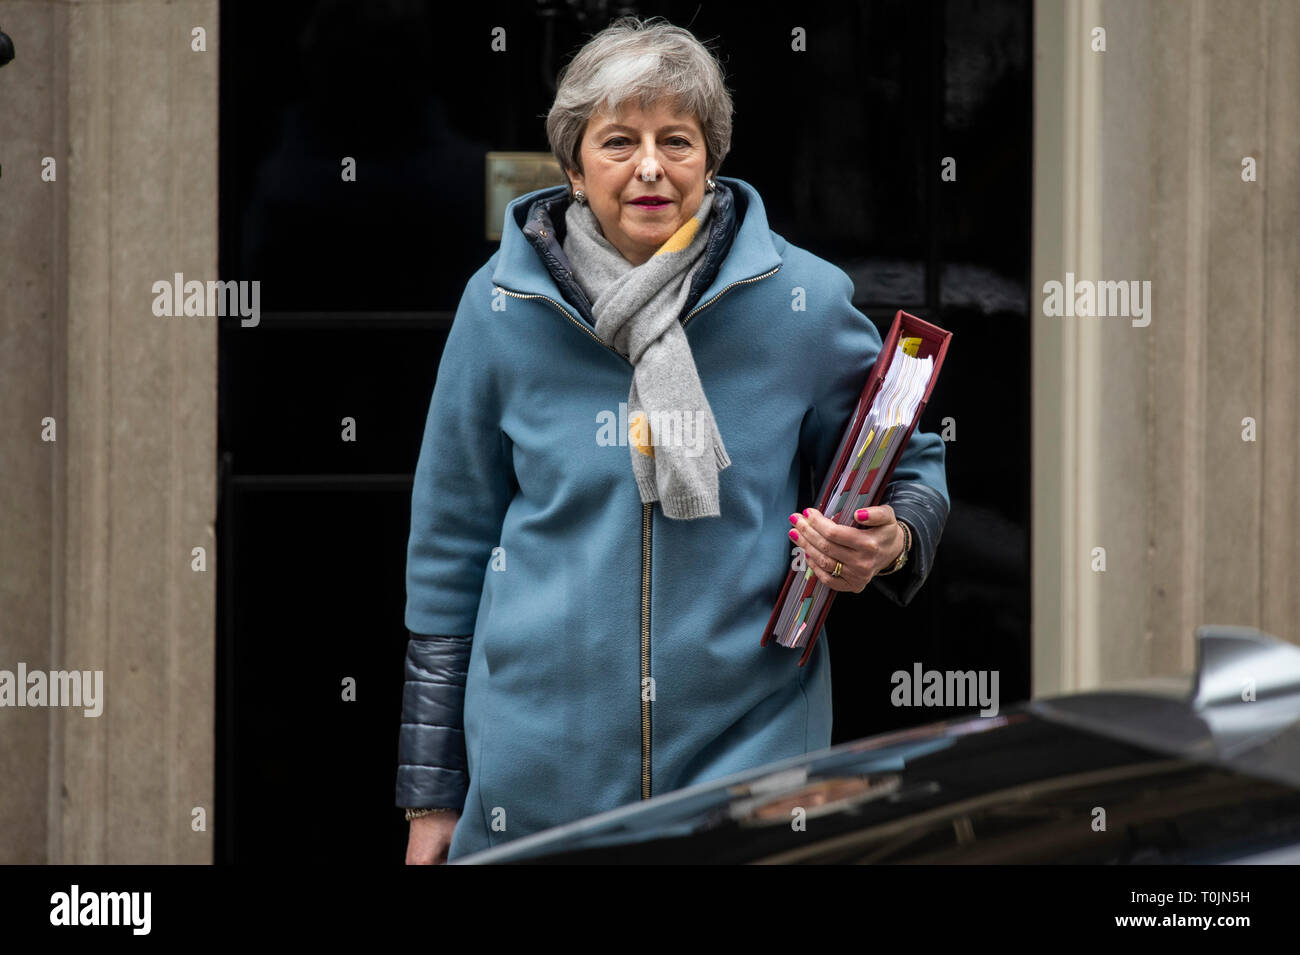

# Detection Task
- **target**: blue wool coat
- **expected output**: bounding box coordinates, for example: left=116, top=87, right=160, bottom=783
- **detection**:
left=400, top=176, right=950, bottom=860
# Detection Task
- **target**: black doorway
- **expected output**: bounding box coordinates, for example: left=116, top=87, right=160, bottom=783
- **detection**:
left=216, top=0, right=1031, bottom=864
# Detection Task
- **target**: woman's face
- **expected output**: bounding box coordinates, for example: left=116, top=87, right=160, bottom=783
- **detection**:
left=568, top=99, right=714, bottom=266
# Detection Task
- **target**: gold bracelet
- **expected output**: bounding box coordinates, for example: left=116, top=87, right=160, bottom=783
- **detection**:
left=404, top=806, right=457, bottom=821
left=876, top=520, right=911, bottom=576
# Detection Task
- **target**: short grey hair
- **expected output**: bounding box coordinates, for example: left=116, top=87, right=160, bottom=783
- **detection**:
left=545, top=16, right=733, bottom=178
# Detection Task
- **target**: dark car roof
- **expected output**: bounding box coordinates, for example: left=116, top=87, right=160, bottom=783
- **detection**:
left=1029, top=625, right=1300, bottom=791
left=455, top=626, right=1300, bottom=864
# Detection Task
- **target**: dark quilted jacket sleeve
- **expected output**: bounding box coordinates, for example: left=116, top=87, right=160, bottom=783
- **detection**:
left=395, top=631, right=473, bottom=810
left=870, top=480, right=949, bottom=607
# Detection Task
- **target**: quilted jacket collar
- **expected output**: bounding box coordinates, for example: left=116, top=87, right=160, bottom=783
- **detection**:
left=491, top=176, right=781, bottom=324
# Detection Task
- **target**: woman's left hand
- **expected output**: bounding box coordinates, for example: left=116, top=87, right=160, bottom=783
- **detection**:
left=788, top=505, right=904, bottom=593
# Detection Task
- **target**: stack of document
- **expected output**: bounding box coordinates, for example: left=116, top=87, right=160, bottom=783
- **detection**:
left=762, top=310, right=952, bottom=666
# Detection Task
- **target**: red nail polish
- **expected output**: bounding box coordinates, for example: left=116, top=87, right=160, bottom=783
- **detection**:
left=856, top=508, right=868, bottom=522
left=802, top=509, right=810, bottom=518
left=789, top=529, right=799, bottom=541
left=789, top=514, right=799, bottom=526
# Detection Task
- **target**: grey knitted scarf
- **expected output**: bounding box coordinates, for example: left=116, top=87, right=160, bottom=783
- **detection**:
left=563, top=191, right=730, bottom=519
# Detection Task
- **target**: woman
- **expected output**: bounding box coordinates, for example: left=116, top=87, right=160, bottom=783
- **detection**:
left=397, top=16, right=949, bottom=864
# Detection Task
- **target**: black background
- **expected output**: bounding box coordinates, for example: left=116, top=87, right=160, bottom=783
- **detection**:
left=216, top=0, right=1031, bottom=864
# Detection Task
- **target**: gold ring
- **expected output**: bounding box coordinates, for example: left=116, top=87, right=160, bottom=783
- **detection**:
left=832, top=561, right=843, bottom=577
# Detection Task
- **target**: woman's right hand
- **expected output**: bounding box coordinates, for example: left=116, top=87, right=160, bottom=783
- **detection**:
left=405, top=811, right=461, bottom=865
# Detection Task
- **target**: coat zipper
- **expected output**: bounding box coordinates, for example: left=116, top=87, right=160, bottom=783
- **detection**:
left=493, top=287, right=628, bottom=363
left=681, top=265, right=781, bottom=327
left=641, top=501, right=652, bottom=798
left=496, top=263, right=782, bottom=802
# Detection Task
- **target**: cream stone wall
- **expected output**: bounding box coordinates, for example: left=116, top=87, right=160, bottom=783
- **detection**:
left=0, top=0, right=218, bottom=863
left=1034, top=0, right=1300, bottom=694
